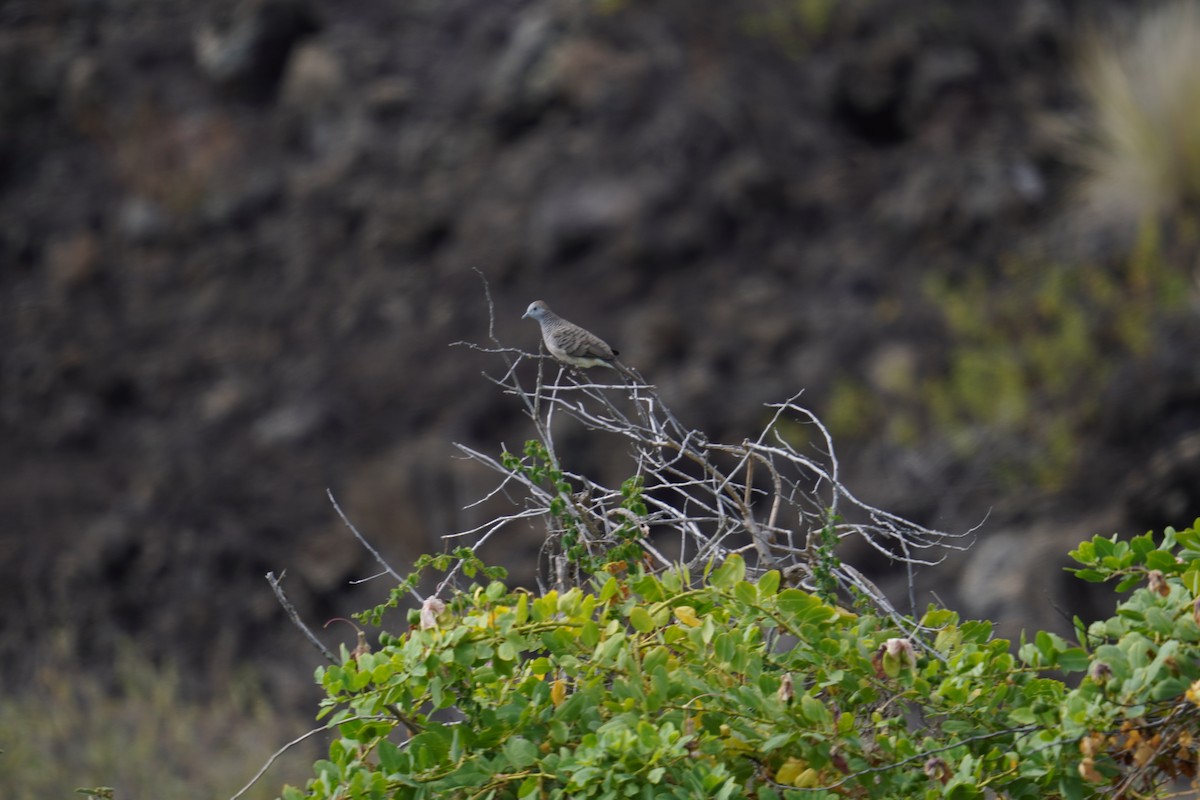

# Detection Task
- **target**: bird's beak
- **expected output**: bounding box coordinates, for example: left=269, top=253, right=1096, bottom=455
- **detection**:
left=521, top=310, right=531, bottom=319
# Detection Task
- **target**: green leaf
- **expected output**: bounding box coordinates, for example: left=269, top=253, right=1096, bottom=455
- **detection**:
left=1145, top=606, right=1175, bottom=635
left=1130, top=532, right=1155, bottom=560
left=558, top=588, right=583, bottom=614
left=733, top=581, right=758, bottom=605
left=714, top=779, right=739, bottom=800
left=710, top=555, right=746, bottom=589
left=1182, top=566, right=1200, bottom=595
left=632, top=573, right=667, bottom=602
left=1058, top=771, right=1084, bottom=800
left=922, top=607, right=958, bottom=627
left=1092, top=536, right=1115, bottom=559
left=1174, top=525, right=1200, bottom=551
left=777, top=589, right=833, bottom=625
left=946, top=782, right=983, bottom=800
left=596, top=631, right=627, bottom=664
left=648, top=665, right=669, bottom=709
left=409, top=727, right=452, bottom=771
left=1056, top=648, right=1090, bottom=673
left=958, top=619, right=994, bottom=644
left=761, top=732, right=794, bottom=753
left=1070, top=541, right=1096, bottom=564
left=569, top=766, right=604, bottom=789
left=1023, top=678, right=1064, bottom=704
left=1149, top=676, right=1189, bottom=702
left=642, top=645, right=669, bottom=671
left=532, top=594, right=556, bottom=621
left=1071, top=568, right=1106, bottom=583
left=714, top=632, right=736, bottom=664
left=377, top=739, right=405, bottom=774
left=1091, top=642, right=1130, bottom=679
left=799, top=694, right=831, bottom=726
left=429, top=675, right=446, bottom=708
left=758, top=570, right=781, bottom=596
left=1073, top=615, right=1089, bottom=647
left=503, top=736, right=540, bottom=769
left=580, top=619, right=600, bottom=648
left=1115, top=574, right=1141, bottom=593
left=542, top=628, right=576, bottom=655
left=599, top=577, right=620, bottom=603
left=629, top=606, right=655, bottom=633
left=1145, top=550, right=1180, bottom=571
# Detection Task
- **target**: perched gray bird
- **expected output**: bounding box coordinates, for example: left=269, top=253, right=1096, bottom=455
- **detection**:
left=522, top=300, right=629, bottom=374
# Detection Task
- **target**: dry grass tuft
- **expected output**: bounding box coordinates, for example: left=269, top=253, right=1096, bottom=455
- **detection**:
left=1073, top=2, right=1200, bottom=230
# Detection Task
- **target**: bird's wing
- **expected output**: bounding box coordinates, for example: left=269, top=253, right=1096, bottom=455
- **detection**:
left=570, top=332, right=616, bottom=361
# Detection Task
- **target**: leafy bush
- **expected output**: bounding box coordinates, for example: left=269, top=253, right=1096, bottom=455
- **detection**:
left=277, top=519, right=1200, bottom=799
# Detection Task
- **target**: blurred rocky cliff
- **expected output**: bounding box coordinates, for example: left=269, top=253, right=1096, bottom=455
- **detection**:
left=2, top=0, right=1198, bottom=705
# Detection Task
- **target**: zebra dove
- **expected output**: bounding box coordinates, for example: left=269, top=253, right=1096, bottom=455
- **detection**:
left=522, top=300, right=628, bottom=373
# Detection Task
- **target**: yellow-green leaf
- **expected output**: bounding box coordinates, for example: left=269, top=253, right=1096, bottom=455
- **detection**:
left=758, top=570, right=781, bottom=596
left=775, top=757, right=807, bottom=785
left=630, top=606, right=655, bottom=633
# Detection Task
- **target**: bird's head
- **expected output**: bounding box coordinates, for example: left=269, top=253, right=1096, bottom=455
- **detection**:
left=522, top=300, right=550, bottom=320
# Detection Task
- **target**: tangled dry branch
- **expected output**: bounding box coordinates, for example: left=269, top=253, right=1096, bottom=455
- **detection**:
left=451, top=285, right=973, bottom=620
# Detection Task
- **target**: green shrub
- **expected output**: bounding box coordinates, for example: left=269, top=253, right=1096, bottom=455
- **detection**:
left=278, top=520, right=1200, bottom=799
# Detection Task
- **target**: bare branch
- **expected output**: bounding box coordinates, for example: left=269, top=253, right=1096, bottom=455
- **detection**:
left=266, top=570, right=337, bottom=664
left=448, top=329, right=973, bottom=619
left=230, top=715, right=377, bottom=800
left=327, top=488, right=407, bottom=588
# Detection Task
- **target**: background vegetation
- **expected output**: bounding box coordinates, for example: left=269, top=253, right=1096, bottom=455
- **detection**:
left=0, top=638, right=320, bottom=799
